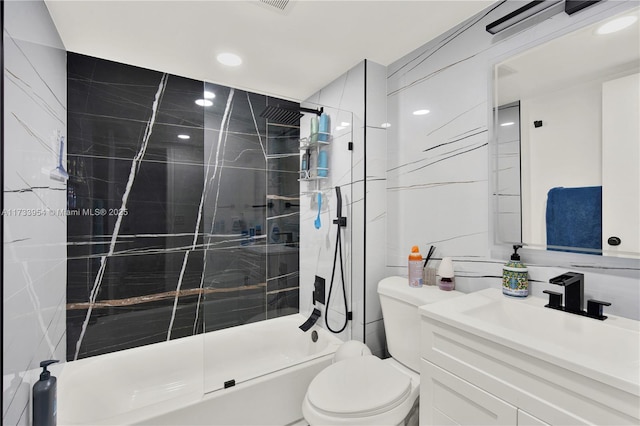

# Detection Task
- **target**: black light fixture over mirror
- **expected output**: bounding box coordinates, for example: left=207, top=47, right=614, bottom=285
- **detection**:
left=486, top=0, right=603, bottom=36
left=565, top=0, right=602, bottom=15
left=486, top=0, right=563, bottom=34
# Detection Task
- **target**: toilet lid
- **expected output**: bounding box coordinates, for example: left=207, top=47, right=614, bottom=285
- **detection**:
left=306, top=355, right=412, bottom=417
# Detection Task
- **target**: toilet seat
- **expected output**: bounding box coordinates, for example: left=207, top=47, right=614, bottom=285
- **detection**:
left=303, top=355, right=418, bottom=425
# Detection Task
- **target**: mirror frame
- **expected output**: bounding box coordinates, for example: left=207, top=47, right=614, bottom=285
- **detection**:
left=487, top=1, right=640, bottom=278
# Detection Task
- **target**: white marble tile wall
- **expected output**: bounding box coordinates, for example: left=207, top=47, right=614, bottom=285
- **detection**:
left=363, top=61, right=389, bottom=357
left=386, top=0, right=640, bottom=320
left=3, top=1, right=67, bottom=424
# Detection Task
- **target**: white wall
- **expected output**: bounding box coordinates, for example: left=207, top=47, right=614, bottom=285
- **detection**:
left=3, top=1, right=67, bottom=424
left=386, top=0, right=640, bottom=320
left=363, top=61, right=388, bottom=357
left=521, top=81, right=602, bottom=246
left=602, top=73, right=640, bottom=257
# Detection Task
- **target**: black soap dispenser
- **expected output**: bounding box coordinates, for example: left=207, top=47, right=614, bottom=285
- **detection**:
left=33, top=360, right=59, bottom=426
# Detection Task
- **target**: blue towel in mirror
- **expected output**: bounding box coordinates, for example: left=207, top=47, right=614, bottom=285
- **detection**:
left=546, top=186, right=602, bottom=254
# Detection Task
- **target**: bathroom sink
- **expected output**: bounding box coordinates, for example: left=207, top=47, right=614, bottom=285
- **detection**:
left=419, top=288, right=640, bottom=395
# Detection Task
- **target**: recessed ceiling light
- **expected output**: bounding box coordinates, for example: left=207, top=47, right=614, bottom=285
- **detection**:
left=381, top=122, right=392, bottom=128
left=177, top=134, right=190, bottom=140
left=413, top=109, right=430, bottom=116
left=340, top=122, right=350, bottom=127
left=195, top=99, right=213, bottom=107
left=596, top=15, right=637, bottom=35
left=500, top=122, right=515, bottom=127
left=217, top=52, right=242, bottom=67
left=204, top=91, right=216, bottom=99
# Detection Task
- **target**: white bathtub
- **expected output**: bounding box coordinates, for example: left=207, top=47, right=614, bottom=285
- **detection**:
left=58, top=314, right=342, bottom=425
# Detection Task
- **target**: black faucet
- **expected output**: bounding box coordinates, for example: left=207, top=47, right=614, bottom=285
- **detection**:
left=544, top=272, right=611, bottom=320
left=549, top=272, right=584, bottom=313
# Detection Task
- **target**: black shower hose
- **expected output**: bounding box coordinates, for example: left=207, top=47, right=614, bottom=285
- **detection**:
left=325, top=193, right=348, bottom=334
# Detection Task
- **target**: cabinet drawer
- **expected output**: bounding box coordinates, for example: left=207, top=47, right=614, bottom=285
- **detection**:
left=420, top=359, right=517, bottom=426
left=421, top=318, right=639, bottom=425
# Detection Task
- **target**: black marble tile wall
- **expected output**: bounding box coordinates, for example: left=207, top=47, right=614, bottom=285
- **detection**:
left=67, top=53, right=300, bottom=360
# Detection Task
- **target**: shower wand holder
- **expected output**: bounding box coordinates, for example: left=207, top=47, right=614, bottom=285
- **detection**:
left=333, top=216, right=347, bottom=228
left=314, top=276, right=326, bottom=305
left=333, top=186, right=347, bottom=228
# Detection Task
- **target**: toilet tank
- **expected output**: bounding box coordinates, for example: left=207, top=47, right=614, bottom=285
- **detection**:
left=378, top=276, right=462, bottom=372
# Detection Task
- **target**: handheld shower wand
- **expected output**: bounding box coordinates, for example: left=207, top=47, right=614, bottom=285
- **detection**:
left=325, top=186, right=350, bottom=334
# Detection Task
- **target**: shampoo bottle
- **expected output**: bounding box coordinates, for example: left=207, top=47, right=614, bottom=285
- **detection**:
left=502, top=245, right=528, bottom=297
left=408, top=246, right=423, bottom=287
left=317, top=150, right=328, bottom=177
left=33, top=360, right=59, bottom=426
left=301, top=149, right=311, bottom=179
left=318, top=113, right=330, bottom=142
left=270, top=223, right=280, bottom=243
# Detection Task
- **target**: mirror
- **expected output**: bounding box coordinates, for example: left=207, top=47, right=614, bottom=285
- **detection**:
left=494, top=6, right=640, bottom=259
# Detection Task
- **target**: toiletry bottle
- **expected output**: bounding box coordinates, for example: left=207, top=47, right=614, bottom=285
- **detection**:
left=503, top=245, right=529, bottom=297
left=300, top=151, right=308, bottom=173
left=231, top=217, right=242, bottom=234
left=301, top=149, right=311, bottom=179
left=408, top=246, right=424, bottom=287
left=33, top=360, right=59, bottom=426
left=270, top=223, right=280, bottom=243
left=317, top=150, right=328, bottom=177
left=318, top=113, right=330, bottom=142
left=437, top=257, right=455, bottom=291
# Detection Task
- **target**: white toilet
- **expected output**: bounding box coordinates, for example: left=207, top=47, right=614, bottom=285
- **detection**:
left=302, top=276, right=462, bottom=425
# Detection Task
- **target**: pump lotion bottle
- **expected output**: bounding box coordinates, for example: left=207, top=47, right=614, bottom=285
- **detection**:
left=33, top=360, right=59, bottom=426
left=502, top=244, right=528, bottom=297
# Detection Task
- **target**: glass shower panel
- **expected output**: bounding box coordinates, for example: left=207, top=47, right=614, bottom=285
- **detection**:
left=200, top=84, right=268, bottom=336
left=265, top=98, right=302, bottom=319
left=299, top=105, right=354, bottom=341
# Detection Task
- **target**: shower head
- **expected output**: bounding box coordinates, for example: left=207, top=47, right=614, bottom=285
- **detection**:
left=259, top=104, right=324, bottom=126
left=259, top=105, right=303, bottom=126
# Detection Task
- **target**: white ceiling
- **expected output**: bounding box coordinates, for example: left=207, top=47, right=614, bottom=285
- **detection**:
left=497, top=7, right=640, bottom=105
left=44, top=0, right=495, bottom=101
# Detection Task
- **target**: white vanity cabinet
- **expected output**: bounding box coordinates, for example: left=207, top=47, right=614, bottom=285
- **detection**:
left=419, top=289, right=640, bottom=426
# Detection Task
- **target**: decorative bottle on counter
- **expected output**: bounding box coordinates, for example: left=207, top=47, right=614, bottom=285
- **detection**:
left=502, top=244, right=529, bottom=297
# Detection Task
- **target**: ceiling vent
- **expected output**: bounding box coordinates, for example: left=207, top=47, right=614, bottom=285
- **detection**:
left=259, top=0, right=290, bottom=12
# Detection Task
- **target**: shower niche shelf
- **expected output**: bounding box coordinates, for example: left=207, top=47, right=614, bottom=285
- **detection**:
left=299, top=132, right=332, bottom=149
left=299, top=132, right=331, bottom=182
left=298, top=169, right=328, bottom=182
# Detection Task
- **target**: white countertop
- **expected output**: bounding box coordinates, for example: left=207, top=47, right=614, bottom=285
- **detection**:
left=420, top=288, right=640, bottom=396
